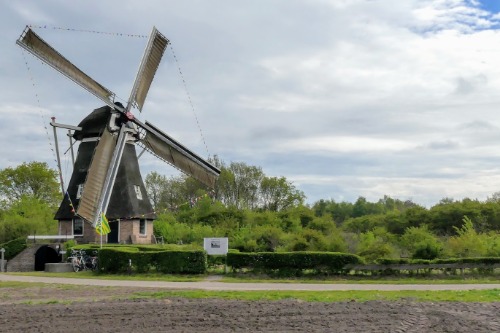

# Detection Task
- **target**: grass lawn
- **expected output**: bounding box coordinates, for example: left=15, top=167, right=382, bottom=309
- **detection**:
left=1, top=281, right=499, bottom=302
left=131, top=288, right=500, bottom=302
left=4, top=271, right=204, bottom=282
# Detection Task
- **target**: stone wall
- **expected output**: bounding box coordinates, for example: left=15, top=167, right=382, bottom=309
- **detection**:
left=5, top=244, right=42, bottom=272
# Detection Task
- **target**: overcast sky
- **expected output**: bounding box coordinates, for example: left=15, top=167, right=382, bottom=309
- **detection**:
left=2, top=0, right=500, bottom=207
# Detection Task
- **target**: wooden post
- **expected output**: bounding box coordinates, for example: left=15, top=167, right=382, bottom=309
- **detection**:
left=0, top=248, right=5, bottom=272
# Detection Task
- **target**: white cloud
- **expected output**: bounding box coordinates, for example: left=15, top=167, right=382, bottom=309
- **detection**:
left=2, top=0, right=500, bottom=206
left=277, top=136, right=415, bottom=153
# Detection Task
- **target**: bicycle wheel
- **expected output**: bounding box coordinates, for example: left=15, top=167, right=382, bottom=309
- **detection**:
left=93, top=258, right=99, bottom=271
left=71, top=258, right=80, bottom=272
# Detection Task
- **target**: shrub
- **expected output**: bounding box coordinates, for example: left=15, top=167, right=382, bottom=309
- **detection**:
left=227, top=251, right=363, bottom=274
left=0, top=237, right=27, bottom=260
left=412, top=243, right=441, bottom=260
left=155, top=250, right=207, bottom=274
left=375, top=258, right=410, bottom=265
left=98, top=248, right=135, bottom=273
left=97, top=247, right=207, bottom=274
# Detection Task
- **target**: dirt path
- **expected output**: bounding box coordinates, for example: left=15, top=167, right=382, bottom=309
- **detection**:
left=1, top=273, right=500, bottom=291
left=1, top=274, right=500, bottom=332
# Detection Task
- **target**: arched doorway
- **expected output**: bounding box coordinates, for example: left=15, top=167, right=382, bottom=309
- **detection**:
left=34, top=245, right=61, bottom=271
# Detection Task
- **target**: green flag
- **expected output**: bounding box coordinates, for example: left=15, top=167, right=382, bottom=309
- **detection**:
left=96, top=212, right=111, bottom=235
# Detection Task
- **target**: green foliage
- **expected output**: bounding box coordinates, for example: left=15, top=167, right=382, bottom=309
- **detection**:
left=98, top=247, right=207, bottom=274
left=412, top=243, right=440, bottom=260
left=375, top=258, right=411, bottom=265
left=155, top=250, right=207, bottom=274
left=227, top=251, right=363, bottom=274
left=446, top=216, right=488, bottom=257
left=0, top=196, right=58, bottom=243
left=260, top=176, right=305, bottom=211
left=343, top=214, right=385, bottom=234
left=0, top=237, right=27, bottom=260
left=356, top=230, right=398, bottom=263
left=153, top=213, right=216, bottom=245
left=0, top=161, right=60, bottom=207
left=400, top=226, right=442, bottom=259
left=98, top=248, right=134, bottom=273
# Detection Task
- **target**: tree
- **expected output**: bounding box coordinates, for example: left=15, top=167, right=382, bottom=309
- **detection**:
left=446, top=216, right=488, bottom=257
left=145, top=171, right=169, bottom=211
left=400, top=226, right=442, bottom=259
left=260, top=176, right=305, bottom=211
left=0, top=196, right=58, bottom=243
left=0, top=161, right=60, bottom=207
left=216, top=162, right=264, bottom=209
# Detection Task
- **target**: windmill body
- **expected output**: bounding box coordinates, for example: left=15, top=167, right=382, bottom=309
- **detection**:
left=17, top=26, right=220, bottom=244
left=55, top=106, right=156, bottom=243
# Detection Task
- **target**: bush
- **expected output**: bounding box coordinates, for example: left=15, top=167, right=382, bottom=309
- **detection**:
left=227, top=251, right=363, bottom=274
left=155, top=250, right=207, bottom=274
left=375, top=258, right=410, bottom=265
left=97, top=247, right=207, bottom=274
left=207, top=255, right=227, bottom=268
left=98, top=248, right=135, bottom=273
left=0, top=237, right=27, bottom=260
left=412, top=243, right=440, bottom=260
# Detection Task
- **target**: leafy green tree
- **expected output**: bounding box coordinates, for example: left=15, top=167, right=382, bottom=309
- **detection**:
left=299, top=228, right=329, bottom=251
left=428, top=199, right=484, bottom=235
left=400, top=226, right=442, bottom=259
left=0, top=196, right=58, bottom=243
left=216, top=162, right=264, bottom=209
left=403, top=205, right=429, bottom=228
left=356, top=230, right=397, bottom=262
left=485, top=232, right=500, bottom=256
left=446, top=216, right=488, bottom=257
left=260, top=176, right=305, bottom=211
left=0, top=161, right=60, bottom=207
left=352, top=196, right=384, bottom=217
left=384, top=211, right=409, bottom=235
left=342, top=214, right=385, bottom=234
left=307, top=215, right=336, bottom=235
left=145, top=171, right=169, bottom=210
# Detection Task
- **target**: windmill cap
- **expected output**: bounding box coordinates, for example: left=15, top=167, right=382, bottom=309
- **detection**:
left=73, top=106, right=112, bottom=141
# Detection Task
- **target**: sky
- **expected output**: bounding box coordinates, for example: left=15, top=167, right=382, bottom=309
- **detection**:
left=2, top=0, right=500, bottom=207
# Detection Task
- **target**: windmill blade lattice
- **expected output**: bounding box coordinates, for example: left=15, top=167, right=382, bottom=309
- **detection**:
left=136, top=120, right=220, bottom=188
left=126, top=27, right=169, bottom=112
left=16, top=27, right=116, bottom=109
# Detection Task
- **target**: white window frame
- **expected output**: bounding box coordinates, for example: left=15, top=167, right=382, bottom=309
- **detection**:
left=134, top=185, right=143, bottom=200
left=139, top=219, right=147, bottom=235
left=76, top=184, right=84, bottom=199
left=73, top=218, right=84, bottom=236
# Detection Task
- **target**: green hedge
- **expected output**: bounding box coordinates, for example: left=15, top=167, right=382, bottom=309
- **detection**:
left=98, top=248, right=134, bottom=273
left=97, top=247, right=206, bottom=274
left=376, top=257, right=500, bottom=265
left=155, top=250, right=207, bottom=274
left=0, top=237, right=27, bottom=260
left=227, top=251, right=363, bottom=273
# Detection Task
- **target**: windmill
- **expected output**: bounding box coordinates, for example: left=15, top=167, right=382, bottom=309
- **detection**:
left=16, top=26, right=220, bottom=244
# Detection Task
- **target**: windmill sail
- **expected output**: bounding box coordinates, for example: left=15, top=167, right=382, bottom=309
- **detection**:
left=91, top=124, right=130, bottom=226
left=16, top=26, right=116, bottom=109
left=76, top=129, right=116, bottom=224
left=137, top=120, right=220, bottom=188
left=126, top=27, right=169, bottom=112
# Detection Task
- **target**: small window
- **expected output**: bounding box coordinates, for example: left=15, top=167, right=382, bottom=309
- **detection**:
left=73, top=218, right=83, bottom=236
left=139, top=219, right=146, bottom=235
left=76, top=184, right=84, bottom=199
left=134, top=185, right=143, bottom=200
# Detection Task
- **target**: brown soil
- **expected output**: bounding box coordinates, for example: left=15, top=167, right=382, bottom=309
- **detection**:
left=0, top=285, right=499, bottom=332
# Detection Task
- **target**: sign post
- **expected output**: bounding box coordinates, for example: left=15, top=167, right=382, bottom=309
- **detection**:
left=203, top=238, right=229, bottom=273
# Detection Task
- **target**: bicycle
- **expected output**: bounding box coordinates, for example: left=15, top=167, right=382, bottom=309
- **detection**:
left=67, top=250, right=98, bottom=272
